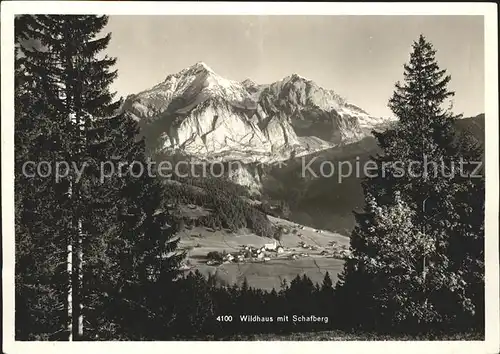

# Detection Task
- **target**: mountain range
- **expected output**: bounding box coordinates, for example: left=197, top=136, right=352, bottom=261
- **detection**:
left=121, top=62, right=392, bottom=163
left=121, top=62, right=485, bottom=234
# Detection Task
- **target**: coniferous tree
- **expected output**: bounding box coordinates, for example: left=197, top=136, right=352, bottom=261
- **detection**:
left=337, top=192, right=447, bottom=330
left=15, top=16, right=71, bottom=340
left=165, top=271, right=215, bottom=338
left=15, top=15, right=183, bottom=340
left=318, top=272, right=334, bottom=323
left=445, top=132, right=485, bottom=330
left=335, top=35, right=484, bottom=332
left=82, top=115, right=184, bottom=340
left=16, top=15, right=122, bottom=339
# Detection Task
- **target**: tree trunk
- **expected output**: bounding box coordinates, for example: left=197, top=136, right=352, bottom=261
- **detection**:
left=67, top=233, right=73, bottom=341
left=71, top=224, right=79, bottom=339
left=78, top=223, right=83, bottom=338
left=71, top=187, right=83, bottom=339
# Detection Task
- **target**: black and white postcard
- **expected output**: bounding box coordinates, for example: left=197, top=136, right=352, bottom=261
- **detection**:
left=2, top=2, right=498, bottom=354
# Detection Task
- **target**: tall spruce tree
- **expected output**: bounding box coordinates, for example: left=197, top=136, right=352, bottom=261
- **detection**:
left=16, top=15, right=119, bottom=339
left=15, top=15, right=183, bottom=340
left=335, top=35, right=484, bottom=332
left=15, top=17, right=72, bottom=340
left=82, top=114, right=184, bottom=340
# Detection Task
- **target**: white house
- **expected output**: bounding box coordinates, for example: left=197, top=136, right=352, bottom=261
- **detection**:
left=264, top=240, right=277, bottom=250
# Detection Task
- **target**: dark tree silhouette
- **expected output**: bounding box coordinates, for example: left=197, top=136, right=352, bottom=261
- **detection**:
left=335, top=35, right=485, bottom=332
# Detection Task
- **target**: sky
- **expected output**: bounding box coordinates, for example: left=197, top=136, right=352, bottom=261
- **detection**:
left=103, top=15, right=484, bottom=118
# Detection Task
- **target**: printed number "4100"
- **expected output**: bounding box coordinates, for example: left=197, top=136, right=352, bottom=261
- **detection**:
left=216, top=315, right=233, bottom=322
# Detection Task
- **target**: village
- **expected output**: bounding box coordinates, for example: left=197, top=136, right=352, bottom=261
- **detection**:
left=175, top=212, right=353, bottom=289
left=204, top=234, right=352, bottom=266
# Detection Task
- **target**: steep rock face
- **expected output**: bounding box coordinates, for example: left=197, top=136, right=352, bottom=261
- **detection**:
left=122, top=62, right=389, bottom=163
left=264, top=114, right=300, bottom=150
left=256, top=74, right=369, bottom=145
left=164, top=97, right=270, bottom=156
left=227, top=164, right=262, bottom=196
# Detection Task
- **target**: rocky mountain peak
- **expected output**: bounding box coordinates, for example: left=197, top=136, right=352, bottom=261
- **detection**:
left=241, top=78, right=257, bottom=87
left=122, top=62, right=389, bottom=163
left=288, top=73, right=311, bottom=82
left=184, top=61, right=215, bottom=75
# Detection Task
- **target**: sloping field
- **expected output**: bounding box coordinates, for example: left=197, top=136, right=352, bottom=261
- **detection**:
left=178, top=213, right=350, bottom=291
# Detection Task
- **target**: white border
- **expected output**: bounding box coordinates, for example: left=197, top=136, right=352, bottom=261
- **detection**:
left=1, top=2, right=498, bottom=354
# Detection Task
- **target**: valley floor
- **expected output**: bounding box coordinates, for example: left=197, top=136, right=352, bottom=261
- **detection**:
left=178, top=213, right=351, bottom=290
